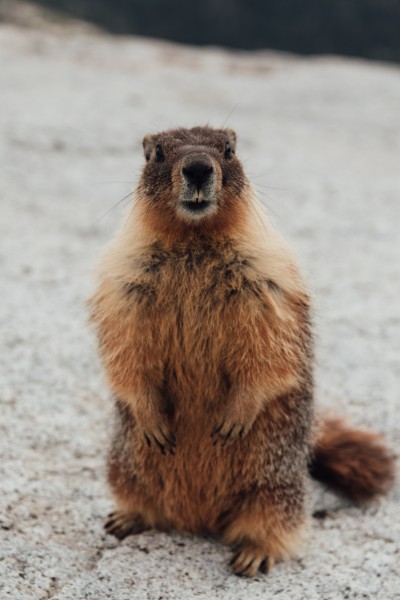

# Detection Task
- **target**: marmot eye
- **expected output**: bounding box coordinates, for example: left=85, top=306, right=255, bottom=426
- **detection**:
left=224, top=141, right=234, bottom=159
left=155, top=144, right=164, bottom=161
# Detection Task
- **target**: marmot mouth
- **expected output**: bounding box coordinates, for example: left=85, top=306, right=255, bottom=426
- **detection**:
left=181, top=200, right=213, bottom=214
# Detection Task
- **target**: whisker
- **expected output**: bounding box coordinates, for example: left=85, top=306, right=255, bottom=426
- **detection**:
left=254, top=192, right=283, bottom=220
left=221, top=104, right=239, bottom=129
left=96, top=181, right=136, bottom=185
left=250, top=180, right=288, bottom=215
left=91, top=190, right=135, bottom=227
left=248, top=195, right=269, bottom=237
left=240, top=181, right=268, bottom=238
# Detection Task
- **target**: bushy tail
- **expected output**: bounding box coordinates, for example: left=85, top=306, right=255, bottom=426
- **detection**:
left=309, top=418, right=396, bottom=504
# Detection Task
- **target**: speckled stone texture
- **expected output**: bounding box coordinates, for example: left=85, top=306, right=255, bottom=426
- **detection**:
left=0, top=9, right=399, bottom=600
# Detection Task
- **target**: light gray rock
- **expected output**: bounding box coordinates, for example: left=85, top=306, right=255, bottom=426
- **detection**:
left=0, top=12, right=399, bottom=600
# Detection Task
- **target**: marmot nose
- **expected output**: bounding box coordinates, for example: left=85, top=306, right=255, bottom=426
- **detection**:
left=182, top=161, right=214, bottom=188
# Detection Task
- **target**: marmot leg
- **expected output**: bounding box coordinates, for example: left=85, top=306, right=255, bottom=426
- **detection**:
left=220, top=484, right=306, bottom=577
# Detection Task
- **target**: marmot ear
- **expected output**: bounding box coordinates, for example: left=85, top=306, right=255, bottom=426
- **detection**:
left=225, top=129, right=237, bottom=152
left=142, top=135, right=154, bottom=161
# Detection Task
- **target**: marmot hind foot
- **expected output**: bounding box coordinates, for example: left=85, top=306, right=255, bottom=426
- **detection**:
left=230, top=543, right=273, bottom=577
left=105, top=510, right=150, bottom=540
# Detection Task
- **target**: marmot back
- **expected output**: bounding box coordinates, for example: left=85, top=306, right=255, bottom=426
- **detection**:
left=89, top=126, right=395, bottom=577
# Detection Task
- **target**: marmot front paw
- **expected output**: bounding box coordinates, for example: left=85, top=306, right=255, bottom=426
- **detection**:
left=142, top=421, right=176, bottom=455
left=211, top=412, right=255, bottom=447
left=138, top=416, right=176, bottom=456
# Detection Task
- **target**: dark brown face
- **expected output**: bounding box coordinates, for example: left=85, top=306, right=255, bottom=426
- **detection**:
left=138, top=126, right=247, bottom=233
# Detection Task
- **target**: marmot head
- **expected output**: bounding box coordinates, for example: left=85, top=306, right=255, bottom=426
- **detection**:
left=137, top=126, right=249, bottom=239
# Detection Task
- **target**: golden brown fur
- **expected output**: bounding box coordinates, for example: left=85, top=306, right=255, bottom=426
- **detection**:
left=89, top=126, right=395, bottom=577
left=310, top=418, right=395, bottom=504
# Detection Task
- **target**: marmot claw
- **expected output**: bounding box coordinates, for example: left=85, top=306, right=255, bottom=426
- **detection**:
left=211, top=419, right=251, bottom=447
left=143, top=425, right=176, bottom=455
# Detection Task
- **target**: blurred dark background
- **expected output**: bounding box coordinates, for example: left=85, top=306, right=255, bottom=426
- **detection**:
left=27, top=0, right=400, bottom=62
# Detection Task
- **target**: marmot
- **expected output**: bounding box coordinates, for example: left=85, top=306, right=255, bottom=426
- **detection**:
left=89, top=126, right=395, bottom=577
